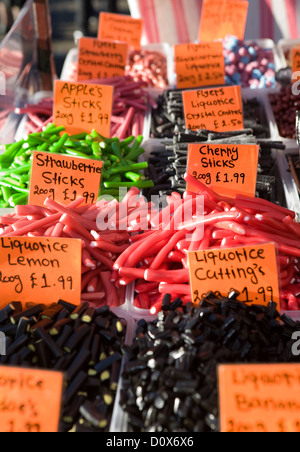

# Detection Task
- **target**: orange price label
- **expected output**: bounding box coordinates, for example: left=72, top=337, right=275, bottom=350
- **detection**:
left=218, top=363, right=300, bottom=433
left=188, top=243, right=280, bottom=307
left=175, top=42, right=225, bottom=89
left=78, top=38, right=128, bottom=82
left=0, top=237, right=82, bottom=308
left=199, top=0, right=249, bottom=42
left=29, top=151, right=103, bottom=207
left=182, top=85, right=244, bottom=132
left=0, top=366, right=64, bottom=432
left=187, top=143, right=259, bottom=198
left=53, top=80, right=113, bottom=137
left=292, top=47, right=300, bottom=75
left=98, top=12, right=143, bottom=50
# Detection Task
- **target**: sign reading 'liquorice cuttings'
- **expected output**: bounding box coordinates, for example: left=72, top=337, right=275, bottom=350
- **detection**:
left=188, top=243, right=280, bottom=307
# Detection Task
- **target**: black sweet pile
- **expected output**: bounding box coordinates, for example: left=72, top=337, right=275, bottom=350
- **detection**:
left=0, top=301, right=127, bottom=432
left=120, top=292, right=300, bottom=433
left=150, top=90, right=271, bottom=139
left=144, top=128, right=286, bottom=206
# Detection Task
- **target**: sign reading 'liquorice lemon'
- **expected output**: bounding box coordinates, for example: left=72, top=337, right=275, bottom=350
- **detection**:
left=0, top=237, right=82, bottom=308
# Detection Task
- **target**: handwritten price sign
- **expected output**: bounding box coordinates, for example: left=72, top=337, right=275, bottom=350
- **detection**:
left=0, top=366, right=64, bottom=433
left=183, top=85, right=244, bottom=133
left=175, top=42, right=225, bottom=89
left=29, top=152, right=103, bottom=207
left=53, top=80, right=113, bottom=137
left=0, top=237, right=82, bottom=308
left=98, top=12, right=143, bottom=50
left=219, top=363, right=300, bottom=432
left=78, top=38, right=128, bottom=81
left=187, top=143, right=259, bottom=198
left=199, top=0, right=249, bottom=42
left=188, top=243, right=280, bottom=307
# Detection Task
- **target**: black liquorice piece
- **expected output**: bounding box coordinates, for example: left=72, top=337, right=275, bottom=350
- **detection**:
left=67, top=348, right=91, bottom=381
left=56, top=325, right=74, bottom=349
left=49, top=318, right=72, bottom=336
left=58, top=300, right=78, bottom=313
left=15, top=317, right=30, bottom=340
left=11, top=304, right=44, bottom=324
left=64, top=325, right=91, bottom=353
left=35, top=327, right=63, bottom=359
left=64, top=371, right=88, bottom=405
left=70, top=303, right=89, bottom=321
left=35, top=339, right=50, bottom=368
left=0, top=303, right=17, bottom=324
left=41, top=304, right=64, bottom=320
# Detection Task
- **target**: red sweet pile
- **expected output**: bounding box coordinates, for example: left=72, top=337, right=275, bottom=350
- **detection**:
left=1, top=176, right=300, bottom=312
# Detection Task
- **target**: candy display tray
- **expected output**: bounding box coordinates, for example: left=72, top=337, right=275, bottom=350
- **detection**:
left=262, top=87, right=299, bottom=152
left=170, top=38, right=281, bottom=90
left=277, top=38, right=300, bottom=69
left=60, top=43, right=174, bottom=99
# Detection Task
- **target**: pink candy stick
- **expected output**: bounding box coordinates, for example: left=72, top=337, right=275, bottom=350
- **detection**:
left=44, top=225, right=55, bottom=237
left=63, top=225, right=89, bottom=247
left=59, top=214, right=94, bottom=242
left=116, top=107, right=135, bottom=140
left=0, top=213, right=61, bottom=237
left=51, top=222, right=64, bottom=238
left=44, top=198, right=97, bottom=231
left=100, top=272, right=120, bottom=307
left=87, top=276, right=99, bottom=293
left=81, top=292, right=106, bottom=301
left=82, top=248, right=97, bottom=269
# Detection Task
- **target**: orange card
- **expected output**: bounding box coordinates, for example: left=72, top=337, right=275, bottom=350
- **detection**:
left=219, top=363, right=300, bottom=433
left=29, top=151, right=103, bottom=207
left=182, top=85, right=244, bottom=132
left=78, top=38, right=128, bottom=82
left=0, top=237, right=82, bottom=308
left=98, top=12, right=143, bottom=50
left=292, top=47, right=300, bottom=75
left=187, top=143, right=259, bottom=198
left=175, top=42, right=225, bottom=89
left=53, top=80, right=113, bottom=137
left=0, top=366, right=64, bottom=433
left=188, top=243, right=280, bottom=307
left=199, top=0, right=249, bottom=42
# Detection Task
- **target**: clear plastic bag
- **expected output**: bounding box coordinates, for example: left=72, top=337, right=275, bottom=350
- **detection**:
left=0, top=0, right=56, bottom=144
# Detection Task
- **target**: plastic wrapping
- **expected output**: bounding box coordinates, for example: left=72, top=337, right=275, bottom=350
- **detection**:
left=0, top=0, right=56, bottom=144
